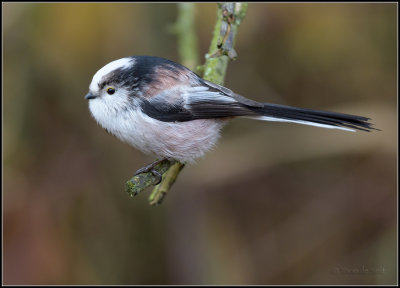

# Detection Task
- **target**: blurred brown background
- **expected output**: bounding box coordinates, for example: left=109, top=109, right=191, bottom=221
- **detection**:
left=3, top=3, right=397, bottom=285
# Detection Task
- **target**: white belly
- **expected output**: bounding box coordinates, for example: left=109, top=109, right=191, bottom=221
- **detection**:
left=89, top=100, right=225, bottom=163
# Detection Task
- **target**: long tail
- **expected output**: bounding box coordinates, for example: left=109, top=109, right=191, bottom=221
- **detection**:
left=248, top=103, right=377, bottom=132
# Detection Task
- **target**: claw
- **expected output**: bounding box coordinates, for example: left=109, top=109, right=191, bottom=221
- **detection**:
left=150, top=169, right=163, bottom=185
left=134, top=158, right=168, bottom=185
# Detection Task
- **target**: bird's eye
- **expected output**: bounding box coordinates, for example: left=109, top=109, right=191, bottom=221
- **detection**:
left=106, top=87, right=115, bottom=95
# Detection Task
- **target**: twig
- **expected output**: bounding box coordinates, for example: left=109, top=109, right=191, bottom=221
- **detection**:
left=125, top=159, right=176, bottom=197
left=203, top=3, right=248, bottom=85
left=148, top=162, right=185, bottom=206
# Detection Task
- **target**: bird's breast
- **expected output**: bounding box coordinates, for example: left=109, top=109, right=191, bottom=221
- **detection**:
left=89, top=99, right=226, bottom=162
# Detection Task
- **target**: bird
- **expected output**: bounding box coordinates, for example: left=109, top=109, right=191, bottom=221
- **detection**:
left=85, top=56, right=376, bottom=181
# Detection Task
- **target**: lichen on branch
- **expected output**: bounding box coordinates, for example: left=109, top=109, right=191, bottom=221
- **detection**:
left=202, top=2, right=248, bottom=85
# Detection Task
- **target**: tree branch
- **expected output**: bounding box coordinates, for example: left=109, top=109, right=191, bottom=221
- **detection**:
left=202, top=3, right=248, bottom=85
left=125, top=3, right=249, bottom=205
left=125, top=159, right=177, bottom=197
left=148, top=161, right=186, bottom=206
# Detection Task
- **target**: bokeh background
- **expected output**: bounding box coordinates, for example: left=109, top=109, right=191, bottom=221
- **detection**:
left=3, top=3, right=397, bottom=285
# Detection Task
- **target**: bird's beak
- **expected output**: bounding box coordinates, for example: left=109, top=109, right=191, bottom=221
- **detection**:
left=85, top=92, right=97, bottom=100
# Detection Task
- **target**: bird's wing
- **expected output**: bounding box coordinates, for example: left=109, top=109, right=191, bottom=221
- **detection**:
left=139, top=85, right=258, bottom=122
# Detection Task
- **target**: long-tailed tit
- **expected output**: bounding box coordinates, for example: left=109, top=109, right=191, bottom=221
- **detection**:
left=85, top=56, right=375, bottom=177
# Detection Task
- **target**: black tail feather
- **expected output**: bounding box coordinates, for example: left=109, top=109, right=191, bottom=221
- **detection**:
left=249, top=103, right=378, bottom=132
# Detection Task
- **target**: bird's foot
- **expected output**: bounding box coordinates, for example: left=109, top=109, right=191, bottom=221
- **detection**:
left=134, top=158, right=169, bottom=185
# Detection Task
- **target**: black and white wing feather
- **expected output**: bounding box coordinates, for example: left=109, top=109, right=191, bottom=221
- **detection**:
left=140, top=81, right=376, bottom=132
left=140, top=85, right=259, bottom=122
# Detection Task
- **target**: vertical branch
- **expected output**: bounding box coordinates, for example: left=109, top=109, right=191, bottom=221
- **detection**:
left=148, top=161, right=186, bottom=206
left=202, top=3, right=248, bottom=85
left=125, top=3, right=249, bottom=205
left=147, top=3, right=200, bottom=205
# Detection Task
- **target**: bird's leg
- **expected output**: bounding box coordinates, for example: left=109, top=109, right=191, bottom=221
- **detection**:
left=134, top=158, right=170, bottom=185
